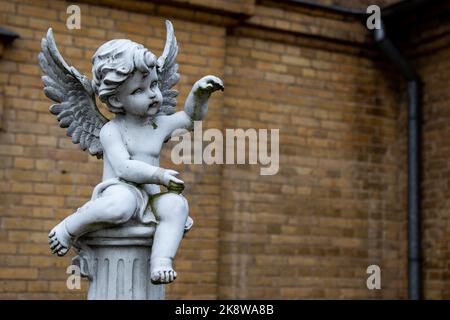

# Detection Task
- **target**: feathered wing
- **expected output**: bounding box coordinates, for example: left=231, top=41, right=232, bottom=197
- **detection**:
left=157, top=20, right=180, bottom=115
left=38, top=28, right=108, bottom=159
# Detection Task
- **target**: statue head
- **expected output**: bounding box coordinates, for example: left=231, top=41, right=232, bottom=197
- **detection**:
left=92, top=39, right=160, bottom=115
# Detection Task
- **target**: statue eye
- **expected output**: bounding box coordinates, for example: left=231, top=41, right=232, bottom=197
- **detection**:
left=132, top=88, right=142, bottom=95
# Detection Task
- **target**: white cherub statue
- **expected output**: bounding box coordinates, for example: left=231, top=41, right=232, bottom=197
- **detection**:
left=38, top=21, right=223, bottom=284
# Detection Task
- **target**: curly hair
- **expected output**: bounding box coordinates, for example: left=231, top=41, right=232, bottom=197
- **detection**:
left=92, top=39, right=157, bottom=113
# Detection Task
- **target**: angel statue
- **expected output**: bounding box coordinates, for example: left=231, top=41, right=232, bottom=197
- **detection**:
left=38, top=21, right=224, bottom=285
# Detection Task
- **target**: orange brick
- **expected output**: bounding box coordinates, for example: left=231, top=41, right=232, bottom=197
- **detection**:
left=13, top=157, right=35, bottom=169
left=0, top=268, right=38, bottom=280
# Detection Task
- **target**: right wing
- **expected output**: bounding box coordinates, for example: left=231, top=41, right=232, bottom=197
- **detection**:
left=38, top=28, right=108, bottom=158
left=157, top=20, right=180, bottom=116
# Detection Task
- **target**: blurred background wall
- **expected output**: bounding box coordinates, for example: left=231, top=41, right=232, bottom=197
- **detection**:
left=0, top=0, right=448, bottom=299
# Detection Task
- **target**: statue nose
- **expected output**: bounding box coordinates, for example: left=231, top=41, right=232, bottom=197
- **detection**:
left=148, top=90, right=156, bottom=99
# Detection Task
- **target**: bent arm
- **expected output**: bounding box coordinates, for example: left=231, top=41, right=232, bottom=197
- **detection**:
left=161, top=75, right=224, bottom=139
left=184, top=75, right=223, bottom=121
left=100, top=122, right=164, bottom=185
left=160, top=86, right=212, bottom=138
left=184, top=89, right=208, bottom=122
left=160, top=111, right=192, bottom=140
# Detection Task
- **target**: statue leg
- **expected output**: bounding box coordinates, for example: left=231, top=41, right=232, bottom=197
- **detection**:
left=48, top=185, right=137, bottom=256
left=150, top=193, right=189, bottom=284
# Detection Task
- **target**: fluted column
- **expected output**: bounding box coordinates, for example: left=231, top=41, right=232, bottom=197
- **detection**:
left=72, top=224, right=164, bottom=300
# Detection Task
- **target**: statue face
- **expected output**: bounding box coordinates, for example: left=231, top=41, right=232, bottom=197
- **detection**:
left=115, top=68, right=162, bottom=117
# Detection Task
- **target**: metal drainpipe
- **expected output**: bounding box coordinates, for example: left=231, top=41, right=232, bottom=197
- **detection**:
left=374, top=23, right=422, bottom=300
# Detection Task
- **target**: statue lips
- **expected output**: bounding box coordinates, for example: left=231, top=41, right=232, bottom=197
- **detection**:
left=147, top=101, right=159, bottom=115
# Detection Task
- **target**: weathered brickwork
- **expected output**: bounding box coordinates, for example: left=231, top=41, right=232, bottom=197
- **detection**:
left=408, top=14, right=450, bottom=300
left=0, top=0, right=447, bottom=299
left=219, top=31, right=406, bottom=299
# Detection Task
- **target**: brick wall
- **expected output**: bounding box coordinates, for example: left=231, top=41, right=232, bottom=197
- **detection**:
left=219, top=28, right=406, bottom=298
left=407, top=8, right=450, bottom=299
left=418, top=46, right=450, bottom=299
left=0, top=0, right=448, bottom=300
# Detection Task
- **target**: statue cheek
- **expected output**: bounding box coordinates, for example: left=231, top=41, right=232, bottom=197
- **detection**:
left=125, top=95, right=133, bottom=105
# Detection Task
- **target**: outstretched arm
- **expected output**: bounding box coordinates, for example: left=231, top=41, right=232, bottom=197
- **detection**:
left=100, top=122, right=183, bottom=186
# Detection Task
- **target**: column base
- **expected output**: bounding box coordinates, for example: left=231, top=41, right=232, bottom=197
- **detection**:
left=72, top=224, right=164, bottom=300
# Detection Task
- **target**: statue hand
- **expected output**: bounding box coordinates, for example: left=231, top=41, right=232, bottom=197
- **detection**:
left=162, top=169, right=184, bottom=187
left=193, top=75, right=224, bottom=97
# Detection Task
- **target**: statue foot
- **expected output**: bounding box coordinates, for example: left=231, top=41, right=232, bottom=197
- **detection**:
left=48, top=221, right=73, bottom=256
left=150, top=258, right=177, bottom=284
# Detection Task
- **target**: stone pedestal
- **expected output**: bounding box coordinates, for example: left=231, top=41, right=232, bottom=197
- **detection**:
left=72, top=224, right=164, bottom=300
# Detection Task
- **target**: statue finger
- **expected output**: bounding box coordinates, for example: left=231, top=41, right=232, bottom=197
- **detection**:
left=215, top=78, right=224, bottom=90
left=50, top=241, right=59, bottom=250
left=171, top=177, right=184, bottom=184
left=200, top=82, right=212, bottom=90
left=206, top=77, right=224, bottom=91
left=52, top=244, right=62, bottom=253
left=167, top=169, right=179, bottom=175
left=57, top=248, right=68, bottom=257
